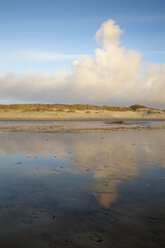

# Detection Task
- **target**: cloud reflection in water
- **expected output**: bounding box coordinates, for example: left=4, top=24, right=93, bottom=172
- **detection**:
left=0, top=129, right=165, bottom=208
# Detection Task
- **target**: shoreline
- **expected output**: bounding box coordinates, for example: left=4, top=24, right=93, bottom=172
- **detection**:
left=1, top=118, right=165, bottom=121
left=1, top=120, right=165, bottom=133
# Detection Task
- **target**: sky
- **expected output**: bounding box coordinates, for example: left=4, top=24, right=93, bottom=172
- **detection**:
left=0, top=0, right=165, bottom=106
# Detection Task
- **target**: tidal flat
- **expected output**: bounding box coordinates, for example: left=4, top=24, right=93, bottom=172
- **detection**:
left=0, top=120, right=165, bottom=248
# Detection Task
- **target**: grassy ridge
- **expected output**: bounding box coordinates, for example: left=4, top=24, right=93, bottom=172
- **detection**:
left=0, top=104, right=149, bottom=112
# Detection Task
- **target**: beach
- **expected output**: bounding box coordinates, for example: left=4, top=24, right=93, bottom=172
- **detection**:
left=1, top=0, right=165, bottom=246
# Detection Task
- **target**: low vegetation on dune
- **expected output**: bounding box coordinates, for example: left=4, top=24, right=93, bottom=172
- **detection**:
left=129, top=104, right=148, bottom=111
left=0, top=103, right=152, bottom=112
left=0, top=104, right=163, bottom=114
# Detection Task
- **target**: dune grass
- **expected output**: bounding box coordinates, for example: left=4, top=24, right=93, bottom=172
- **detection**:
left=0, top=103, right=133, bottom=112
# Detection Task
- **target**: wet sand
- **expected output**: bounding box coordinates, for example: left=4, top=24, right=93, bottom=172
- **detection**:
left=0, top=122, right=165, bottom=247
left=0, top=119, right=165, bottom=133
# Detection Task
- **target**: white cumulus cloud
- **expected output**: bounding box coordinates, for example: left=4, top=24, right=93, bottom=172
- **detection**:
left=0, top=19, right=165, bottom=107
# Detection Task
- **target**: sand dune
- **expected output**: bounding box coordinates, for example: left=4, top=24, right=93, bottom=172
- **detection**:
left=0, top=104, right=165, bottom=120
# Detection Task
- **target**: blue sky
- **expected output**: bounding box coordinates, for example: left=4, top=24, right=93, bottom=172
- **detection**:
left=1, top=0, right=165, bottom=74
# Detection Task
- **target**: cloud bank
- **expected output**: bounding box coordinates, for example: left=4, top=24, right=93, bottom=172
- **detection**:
left=0, top=19, right=165, bottom=106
